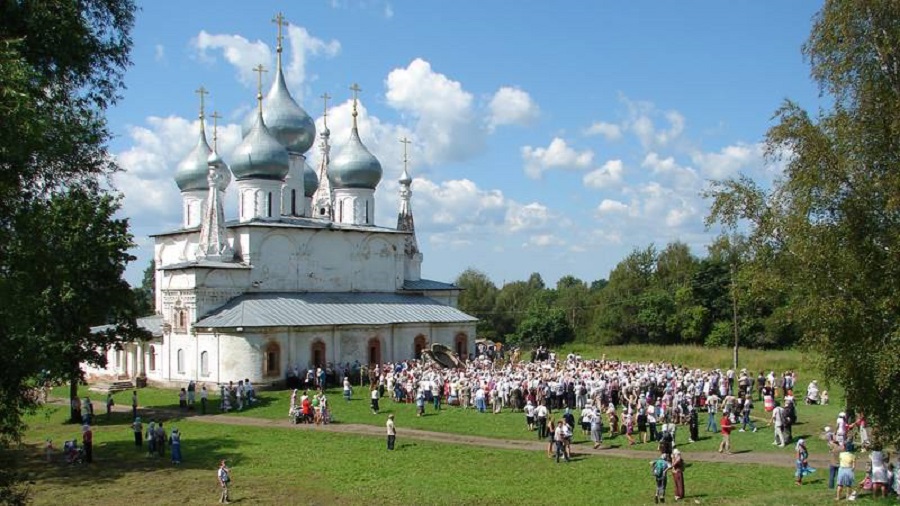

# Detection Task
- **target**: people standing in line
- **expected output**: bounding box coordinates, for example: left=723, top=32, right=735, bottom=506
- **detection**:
left=651, top=453, right=671, bottom=504
left=827, top=437, right=841, bottom=489
left=386, top=414, right=396, bottom=450
left=200, top=384, right=208, bottom=415
left=836, top=445, right=858, bottom=501
left=155, top=422, right=166, bottom=458
left=106, top=392, right=114, bottom=420
left=343, top=376, right=352, bottom=401
left=217, top=460, right=231, bottom=504
left=671, top=449, right=685, bottom=501
left=132, top=417, right=142, bottom=448
left=795, top=439, right=810, bottom=485
left=370, top=386, right=380, bottom=415
left=187, top=381, right=196, bottom=410
left=82, top=424, right=93, bottom=463
left=688, top=406, right=699, bottom=443
left=771, top=402, right=786, bottom=447
left=169, top=428, right=182, bottom=465
left=718, top=412, right=733, bottom=454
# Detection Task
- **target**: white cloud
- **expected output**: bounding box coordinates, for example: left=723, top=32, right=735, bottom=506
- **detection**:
left=583, top=159, right=625, bottom=189
left=193, top=31, right=272, bottom=87
left=385, top=58, right=484, bottom=164
left=521, top=137, right=594, bottom=179
left=691, top=142, right=763, bottom=180
left=621, top=98, right=686, bottom=149
left=524, top=234, right=562, bottom=248
left=488, top=86, right=539, bottom=131
left=596, top=199, right=629, bottom=214
left=154, top=44, right=165, bottom=62
left=584, top=121, right=622, bottom=141
left=384, top=3, right=394, bottom=18
left=505, top=202, right=552, bottom=232
left=284, top=25, right=341, bottom=94
left=641, top=152, right=700, bottom=188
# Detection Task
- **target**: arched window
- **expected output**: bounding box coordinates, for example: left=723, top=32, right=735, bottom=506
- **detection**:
left=177, top=348, right=185, bottom=374
left=413, top=335, right=427, bottom=360
left=291, top=189, right=297, bottom=215
left=148, top=345, right=156, bottom=371
left=368, top=337, right=382, bottom=366
left=267, top=192, right=273, bottom=217
left=455, top=334, right=468, bottom=363
left=310, top=340, right=326, bottom=369
left=264, top=342, right=280, bottom=377
left=200, top=351, right=209, bottom=377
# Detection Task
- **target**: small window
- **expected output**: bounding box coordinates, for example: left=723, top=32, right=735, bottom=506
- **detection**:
left=267, top=192, right=273, bottom=217
left=291, top=189, right=297, bottom=215
left=115, top=350, right=122, bottom=369
left=177, top=348, right=185, bottom=374
left=148, top=346, right=156, bottom=371
left=200, top=351, right=209, bottom=377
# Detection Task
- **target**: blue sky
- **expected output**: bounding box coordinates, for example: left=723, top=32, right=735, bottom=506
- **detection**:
left=111, top=0, right=824, bottom=287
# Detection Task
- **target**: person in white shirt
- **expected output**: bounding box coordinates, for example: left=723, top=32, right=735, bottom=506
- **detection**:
left=535, top=404, right=549, bottom=439
left=771, top=403, right=786, bottom=447
left=386, top=414, right=396, bottom=450
left=524, top=401, right=535, bottom=431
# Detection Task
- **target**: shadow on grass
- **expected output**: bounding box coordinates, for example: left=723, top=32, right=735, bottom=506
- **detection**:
left=3, top=433, right=252, bottom=488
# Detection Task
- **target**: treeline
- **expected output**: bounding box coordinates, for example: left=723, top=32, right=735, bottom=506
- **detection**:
left=455, top=237, right=797, bottom=349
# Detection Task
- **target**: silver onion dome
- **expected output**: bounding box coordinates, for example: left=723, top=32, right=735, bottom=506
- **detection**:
left=328, top=127, right=383, bottom=189
left=175, top=130, right=213, bottom=192
left=241, top=67, right=315, bottom=154
left=206, top=151, right=232, bottom=191
left=230, top=109, right=290, bottom=181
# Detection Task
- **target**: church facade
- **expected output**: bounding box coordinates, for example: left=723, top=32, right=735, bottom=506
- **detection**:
left=85, top=16, right=476, bottom=387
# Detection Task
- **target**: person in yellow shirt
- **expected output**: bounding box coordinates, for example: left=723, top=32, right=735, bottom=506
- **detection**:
left=836, top=446, right=857, bottom=501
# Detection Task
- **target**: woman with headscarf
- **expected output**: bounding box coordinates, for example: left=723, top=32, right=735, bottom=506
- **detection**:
left=671, top=448, right=685, bottom=501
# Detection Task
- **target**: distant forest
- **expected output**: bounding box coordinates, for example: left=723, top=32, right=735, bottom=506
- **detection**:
left=455, top=237, right=797, bottom=350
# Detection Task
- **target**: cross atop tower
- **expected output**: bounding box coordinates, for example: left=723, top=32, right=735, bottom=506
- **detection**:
left=195, top=86, right=208, bottom=126
left=210, top=111, right=222, bottom=150
left=272, top=12, right=288, bottom=51
left=253, top=64, right=268, bottom=111
left=349, top=83, right=362, bottom=127
left=400, top=137, right=411, bottom=171
left=321, top=92, right=331, bottom=128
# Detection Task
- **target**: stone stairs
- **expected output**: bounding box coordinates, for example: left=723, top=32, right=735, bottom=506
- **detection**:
left=88, top=380, right=134, bottom=394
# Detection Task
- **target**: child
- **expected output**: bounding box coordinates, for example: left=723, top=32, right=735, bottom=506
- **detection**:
left=45, top=439, right=53, bottom=462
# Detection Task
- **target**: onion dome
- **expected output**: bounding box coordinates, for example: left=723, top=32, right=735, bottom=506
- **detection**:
left=231, top=106, right=290, bottom=181
left=399, top=166, right=412, bottom=185
left=328, top=126, right=383, bottom=189
left=241, top=67, right=316, bottom=154
left=303, top=160, right=318, bottom=197
left=175, top=128, right=213, bottom=192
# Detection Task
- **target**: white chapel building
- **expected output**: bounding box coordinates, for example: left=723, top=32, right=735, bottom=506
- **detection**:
left=87, top=20, right=476, bottom=387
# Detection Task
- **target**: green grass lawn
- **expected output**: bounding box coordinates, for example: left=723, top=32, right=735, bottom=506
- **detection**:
left=7, top=404, right=850, bottom=505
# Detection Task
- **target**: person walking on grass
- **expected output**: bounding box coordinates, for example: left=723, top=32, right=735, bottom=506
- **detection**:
left=651, top=453, right=671, bottom=503
left=386, top=414, right=396, bottom=450
left=200, top=384, right=208, bottom=415
left=795, top=439, right=812, bottom=485
left=771, top=402, right=786, bottom=447
left=739, top=395, right=757, bottom=433
left=671, top=449, right=686, bottom=501
left=131, top=390, right=138, bottom=419
left=718, top=412, right=733, bottom=454
left=106, top=392, right=114, bottom=420
left=590, top=407, right=603, bottom=449
left=371, top=386, right=380, bottom=415
left=217, top=460, right=231, bottom=504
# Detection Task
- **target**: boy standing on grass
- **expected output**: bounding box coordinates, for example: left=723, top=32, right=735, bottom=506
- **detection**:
left=217, top=460, right=231, bottom=504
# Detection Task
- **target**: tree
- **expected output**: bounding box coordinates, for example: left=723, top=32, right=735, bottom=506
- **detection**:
left=0, top=0, right=136, bottom=446
left=4, top=187, right=148, bottom=423
left=133, top=259, right=156, bottom=316
left=514, top=301, right=574, bottom=348
left=455, top=268, right=499, bottom=340
left=706, top=0, right=900, bottom=444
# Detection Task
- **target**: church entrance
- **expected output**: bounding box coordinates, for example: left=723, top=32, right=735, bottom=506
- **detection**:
left=413, top=335, right=427, bottom=360
left=368, top=338, right=382, bottom=366
left=311, top=340, right=326, bottom=369
left=455, top=334, right=468, bottom=362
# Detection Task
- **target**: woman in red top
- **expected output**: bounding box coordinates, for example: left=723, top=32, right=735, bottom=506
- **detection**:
left=718, top=414, right=733, bottom=454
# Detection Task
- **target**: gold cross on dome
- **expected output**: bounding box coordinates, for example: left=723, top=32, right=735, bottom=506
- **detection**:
left=272, top=12, right=288, bottom=52
left=195, top=86, right=208, bottom=120
left=210, top=111, right=222, bottom=150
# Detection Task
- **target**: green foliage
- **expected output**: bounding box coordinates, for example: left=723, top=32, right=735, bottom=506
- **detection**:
left=513, top=301, right=574, bottom=348
left=0, top=0, right=137, bottom=457
left=133, top=259, right=156, bottom=317
left=454, top=268, right=499, bottom=340
left=706, top=0, right=900, bottom=444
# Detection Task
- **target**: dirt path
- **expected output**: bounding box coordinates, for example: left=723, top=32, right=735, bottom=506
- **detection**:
left=97, top=402, right=826, bottom=469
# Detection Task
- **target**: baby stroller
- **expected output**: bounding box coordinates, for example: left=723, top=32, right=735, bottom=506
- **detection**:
left=64, top=439, right=84, bottom=464
left=289, top=406, right=303, bottom=424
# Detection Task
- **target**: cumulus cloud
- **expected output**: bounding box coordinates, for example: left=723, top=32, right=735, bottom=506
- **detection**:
left=385, top=58, right=484, bottom=164
left=154, top=44, right=166, bottom=63
left=691, top=142, right=763, bottom=180
left=505, top=202, right=552, bottom=232
left=524, top=234, right=562, bottom=248
left=641, top=152, right=700, bottom=189
left=583, top=159, right=625, bottom=189
left=521, top=137, right=594, bottom=179
left=596, top=199, right=629, bottom=214
left=584, top=121, right=622, bottom=141
left=488, top=86, right=539, bottom=131
left=193, top=31, right=272, bottom=87
left=620, top=97, right=686, bottom=149
left=284, top=25, right=341, bottom=94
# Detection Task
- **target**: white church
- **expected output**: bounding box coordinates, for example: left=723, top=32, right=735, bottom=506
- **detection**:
left=86, top=17, right=476, bottom=387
